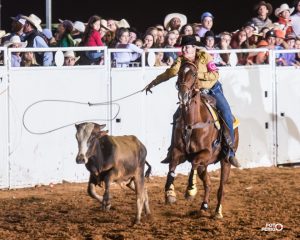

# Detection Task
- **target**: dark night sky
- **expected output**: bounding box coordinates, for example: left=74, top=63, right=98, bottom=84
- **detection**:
left=1, top=0, right=296, bottom=34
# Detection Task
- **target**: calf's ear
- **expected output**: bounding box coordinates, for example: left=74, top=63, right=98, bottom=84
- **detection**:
left=99, top=124, right=106, bottom=130
left=75, top=124, right=79, bottom=130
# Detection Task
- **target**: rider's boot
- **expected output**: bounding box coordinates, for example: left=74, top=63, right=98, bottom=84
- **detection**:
left=223, top=127, right=241, bottom=168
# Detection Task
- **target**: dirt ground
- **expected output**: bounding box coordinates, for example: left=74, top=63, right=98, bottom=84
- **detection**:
left=0, top=167, right=299, bottom=240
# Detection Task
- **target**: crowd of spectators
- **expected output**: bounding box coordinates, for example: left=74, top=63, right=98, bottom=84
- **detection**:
left=1, top=1, right=300, bottom=67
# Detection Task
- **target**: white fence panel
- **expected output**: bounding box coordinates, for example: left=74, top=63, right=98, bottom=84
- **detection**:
left=276, top=67, right=300, bottom=165
left=220, top=65, right=274, bottom=168
left=0, top=49, right=9, bottom=188
left=8, top=66, right=109, bottom=188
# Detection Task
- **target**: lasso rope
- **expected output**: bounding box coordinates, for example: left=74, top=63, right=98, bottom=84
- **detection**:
left=22, top=89, right=144, bottom=135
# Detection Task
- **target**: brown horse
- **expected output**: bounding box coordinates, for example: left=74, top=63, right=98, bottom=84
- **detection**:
left=164, top=61, right=239, bottom=219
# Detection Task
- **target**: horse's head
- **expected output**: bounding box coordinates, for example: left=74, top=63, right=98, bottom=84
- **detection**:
left=177, top=61, right=198, bottom=106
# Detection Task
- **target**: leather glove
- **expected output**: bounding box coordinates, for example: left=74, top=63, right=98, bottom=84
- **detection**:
left=144, top=81, right=155, bottom=95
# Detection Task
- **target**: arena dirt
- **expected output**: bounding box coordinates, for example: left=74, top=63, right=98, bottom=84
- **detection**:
left=0, top=167, right=299, bottom=240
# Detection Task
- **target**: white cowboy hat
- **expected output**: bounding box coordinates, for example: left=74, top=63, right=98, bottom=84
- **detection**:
left=115, top=19, right=130, bottom=28
left=63, top=51, right=80, bottom=62
left=100, top=19, right=110, bottom=31
left=164, top=13, right=187, bottom=29
left=274, top=3, right=294, bottom=17
left=0, top=30, right=6, bottom=39
left=21, top=14, right=42, bottom=32
left=4, top=35, right=27, bottom=48
left=73, top=21, right=85, bottom=33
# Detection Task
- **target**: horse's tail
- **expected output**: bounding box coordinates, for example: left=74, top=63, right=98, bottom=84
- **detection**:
left=145, top=161, right=152, bottom=179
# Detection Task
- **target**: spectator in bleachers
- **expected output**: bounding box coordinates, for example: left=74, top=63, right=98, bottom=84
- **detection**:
left=294, top=37, right=300, bottom=65
left=274, top=3, right=295, bottom=36
left=56, top=19, right=75, bottom=47
left=251, top=1, right=273, bottom=31
left=143, top=33, right=156, bottom=49
left=107, top=19, right=118, bottom=33
left=102, top=30, right=115, bottom=47
left=100, top=19, right=110, bottom=41
left=128, top=27, right=139, bottom=44
left=291, top=0, right=300, bottom=37
left=42, top=28, right=57, bottom=47
left=112, top=27, right=144, bottom=67
left=156, top=27, right=166, bottom=47
left=3, top=14, right=26, bottom=43
left=260, top=26, right=271, bottom=39
left=180, top=24, right=194, bottom=36
left=20, top=51, right=39, bottom=67
left=154, top=52, right=168, bottom=66
left=133, top=39, right=143, bottom=48
left=274, top=29, right=287, bottom=66
left=164, top=13, right=187, bottom=31
left=145, top=27, right=159, bottom=44
left=196, top=12, right=214, bottom=37
left=203, top=31, right=226, bottom=66
left=72, top=21, right=85, bottom=45
left=217, top=31, right=232, bottom=65
left=4, top=35, right=27, bottom=67
left=21, top=14, right=53, bottom=66
left=254, top=40, right=269, bottom=64
left=81, top=15, right=104, bottom=63
left=230, top=29, right=251, bottom=65
left=281, top=34, right=297, bottom=66
left=242, top=22, right=257, bottom=47
left=63, top=51, right=80, bottom=66
left=163, top=31, right=178, bottom=65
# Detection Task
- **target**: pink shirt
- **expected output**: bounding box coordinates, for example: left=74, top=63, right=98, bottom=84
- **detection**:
left=85, top=30, right=104, bottom=46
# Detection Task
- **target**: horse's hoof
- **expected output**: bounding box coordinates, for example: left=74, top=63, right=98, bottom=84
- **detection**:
left=184, top=193, right=196, bottom=201
left=214, top=212, right=223, bottom=219
left=165, top=196, right=177, bottom=204
left=102, top=204, right=111, bottom=211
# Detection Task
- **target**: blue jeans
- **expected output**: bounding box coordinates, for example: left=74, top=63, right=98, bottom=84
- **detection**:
left=209, top=81, right=235, bottom=157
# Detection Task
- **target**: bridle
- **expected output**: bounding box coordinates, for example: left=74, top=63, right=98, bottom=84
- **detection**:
left=177, top=61, right=199, bottom=107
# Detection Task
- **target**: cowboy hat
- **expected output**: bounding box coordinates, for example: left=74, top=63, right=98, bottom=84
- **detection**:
left=164, top=13, right=187, bottom=29
left=100, top=19, right=110, bottom=31
left=0, top=30, right=6, bottom=39
left=180, top=35, right=201, bottom=47
left=63, top=51, right=80, bottom=62
left=73, top=21, right=85, bottom=33
left=21, top=14, right=42, bottom=32
left=254, top=1, right=273, bottom=16
left=4, top=35, right=27, bottom=48
left=115, top=19, right=130, bottom=28
left=274, top=3, right=294, bottom=17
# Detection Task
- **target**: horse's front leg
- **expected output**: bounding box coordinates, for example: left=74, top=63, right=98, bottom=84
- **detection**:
left=198, top=165, right=211, bottom=215
left=215, top=159, right=231, bottom=219
left=165, top=148, right=184, bottom=204
left=185, top=151, right=210, bottom=202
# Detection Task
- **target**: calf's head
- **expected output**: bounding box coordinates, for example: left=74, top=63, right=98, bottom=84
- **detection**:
left=75, top=122, right=107, bottom=164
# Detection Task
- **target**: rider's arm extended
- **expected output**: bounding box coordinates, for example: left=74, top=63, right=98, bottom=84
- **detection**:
left=151, top=57, right=182, bottom=86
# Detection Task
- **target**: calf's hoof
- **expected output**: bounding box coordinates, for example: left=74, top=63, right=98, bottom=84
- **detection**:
left=101, top=203, right=111, bottom=211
